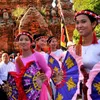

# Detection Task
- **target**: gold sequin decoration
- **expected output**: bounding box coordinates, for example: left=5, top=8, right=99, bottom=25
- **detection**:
left=93, top=82, right=100, bottom=95
left=66, top=77, right=76, bottom=91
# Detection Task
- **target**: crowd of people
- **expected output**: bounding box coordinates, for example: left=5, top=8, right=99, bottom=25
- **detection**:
left=0, top=9, right=100, bottom=100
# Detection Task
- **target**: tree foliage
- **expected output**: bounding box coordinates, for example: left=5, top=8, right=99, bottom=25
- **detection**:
left=93, top=1, right=100, bottom=14
left=72, top=29, right=80, bottom=44
left=95, top=24, right=100, bottom=38
left=73, top=0, right=100, bottom=14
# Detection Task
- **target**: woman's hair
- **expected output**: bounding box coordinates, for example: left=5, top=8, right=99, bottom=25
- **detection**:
left=75, top=10, right=98, bottom=25
left=15, top=31, right=33, bottom=43
left=47, top=36, right=55, bottom=44
left=33, top=33, right=47, bottom=41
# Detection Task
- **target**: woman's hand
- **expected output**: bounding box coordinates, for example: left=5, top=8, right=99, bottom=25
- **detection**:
left=2, top=83, right=10, bottom=93
left=36, top=73, right=48, bottom=87
left=53, top=70, right=63, bottom=83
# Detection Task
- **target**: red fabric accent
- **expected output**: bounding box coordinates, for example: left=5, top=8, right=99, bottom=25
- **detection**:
left=48, top=47, right=51, bottom=54
left=77, top=32, right=98, bottom=56
left=35, top=45, right=41, bottom=51
left=78, top=32, right=98, bottom=45
left=78, top=36, right=82, bottom=44
left=75, top=44, right=82, bottom=56
left=31, top=49, right=35, bottom=53
left=61, top=28, right=65, bottom=42
left=16, top=74, right=27, bottom=100
left=42, top=46, right=49, bottom=53
left=19, top=49, right=22, bottom=55
left=92, top=32, right=98, bottom=44
left=44, top=80, right=52, bottom=98
left=80, top=66, right=88, bottom=100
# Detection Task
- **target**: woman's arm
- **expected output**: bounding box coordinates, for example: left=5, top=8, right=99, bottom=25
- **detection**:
left=35, top=52, right=51, bottom=79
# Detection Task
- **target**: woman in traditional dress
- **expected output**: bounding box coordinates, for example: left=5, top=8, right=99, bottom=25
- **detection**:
left=14, top=31, right=52, bottom=100
left=74, top=9, right=100, bottom=100
left=46, top=36, right=79, bottom=100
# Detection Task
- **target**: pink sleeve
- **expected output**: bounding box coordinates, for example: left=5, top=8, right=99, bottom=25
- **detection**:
left=35, top=52, right=51, bottom=79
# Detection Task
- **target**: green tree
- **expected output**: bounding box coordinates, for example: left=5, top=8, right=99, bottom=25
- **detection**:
left=72, top=29, right=80, bottom=44
left=93, top=1, right=100, bottom=14
left=73, top=0, right=100, bottom=14
left=95, top=24, right=100, bottom=38
left=73, top=0, right=93, bottom=11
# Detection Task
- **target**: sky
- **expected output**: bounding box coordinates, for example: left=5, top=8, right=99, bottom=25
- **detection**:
left=70, top=0, right=73, bottom=3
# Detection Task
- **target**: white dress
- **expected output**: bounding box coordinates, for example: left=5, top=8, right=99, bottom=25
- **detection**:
left=82, top=40, right=100, bottom=73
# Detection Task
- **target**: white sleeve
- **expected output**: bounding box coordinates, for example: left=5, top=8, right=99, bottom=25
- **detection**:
left=0, top=66, right=4, bottom=85
left=98, top=39, right=100, bottom=44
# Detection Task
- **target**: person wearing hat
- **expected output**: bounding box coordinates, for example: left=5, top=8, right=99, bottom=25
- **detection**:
left=74, top=9, right=100, bottom=100
left=13, top=31, right=52, bottom=100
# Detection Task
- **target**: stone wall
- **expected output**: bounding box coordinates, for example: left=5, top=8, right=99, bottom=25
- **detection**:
left=0, top=0, right=75, bottom=52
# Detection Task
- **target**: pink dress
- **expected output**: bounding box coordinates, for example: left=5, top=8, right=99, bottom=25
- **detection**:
left=16, top=51, right=51, bottom=79
left=14, top=51, right=51, bottom=100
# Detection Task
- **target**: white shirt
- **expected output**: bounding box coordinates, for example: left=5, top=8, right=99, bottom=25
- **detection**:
left=0, top=61, right=16, bottom=85
left=40, top=49, right=65, bottom=63
left=49, top=49, right=64, bottom=62
left=82, top=41, right=100, bottom=73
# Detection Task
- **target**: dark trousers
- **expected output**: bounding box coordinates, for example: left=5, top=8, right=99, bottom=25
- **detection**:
left=0, top=88, right=8, bottom=100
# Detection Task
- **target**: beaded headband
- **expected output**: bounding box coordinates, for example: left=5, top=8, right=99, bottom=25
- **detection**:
left=74, top=10, right=98, bottom=19
left=34, top=36, right=47, bottom=41
left=47, top=36, right=55, bottom=43
left=33, top=33, right=47, bottom=41
left=15, top=32, right=33, bottom=42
